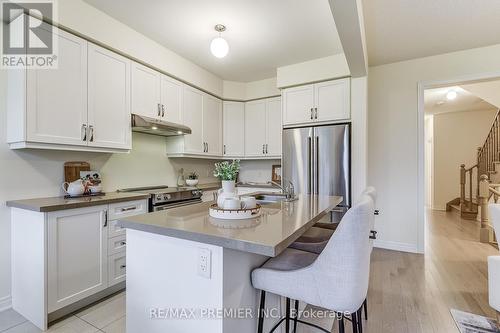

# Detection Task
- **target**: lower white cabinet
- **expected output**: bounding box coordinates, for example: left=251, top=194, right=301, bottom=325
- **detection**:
left=10, top=199, right=147, bottom=330
left=47, top=205, right=108, bottom=312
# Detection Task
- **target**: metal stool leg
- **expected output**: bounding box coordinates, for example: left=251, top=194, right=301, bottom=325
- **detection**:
left=293, top=300, right=299, bottom=332
left=285, top=298, right=290, bottom=333
left=363, top=299, right=368, bottom=320
left=357, top=308, right=363, bottom=333
left=338, top=313, right=345, bottom=333
left=351, top=311, right=358, bottom=333
left=258, top=291, right=266, bottom=333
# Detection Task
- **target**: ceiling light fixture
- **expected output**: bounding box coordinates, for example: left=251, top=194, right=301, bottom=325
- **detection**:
left=210, top=24, right=229, bottom=58
left=446, top=90, right=457, bottom=100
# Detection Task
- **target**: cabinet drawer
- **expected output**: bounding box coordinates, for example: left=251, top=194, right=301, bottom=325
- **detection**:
left=108, top=200, right=147, bottom=221
left=108, top=219, right=126, bottom=239
left=108, top=252, right=126, bottom=286
left=108, top=235, right=126, bottom=255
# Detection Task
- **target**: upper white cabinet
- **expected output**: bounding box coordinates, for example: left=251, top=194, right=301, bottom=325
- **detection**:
left=25, top=29, right=88, bottom=147
left=223, top=102, right=245, bottom=157
left=131, top=62, right=161, bottom=119
left=7, top=24, right=131, bottom=153
left=282, top=78, right=350, bottom=126
left=245, top=97, right=281, bottom=158
left=166, top=86, right=223, bottom=158
left=131, top=62, right=183, bottom=125
left=47, top=205, right=108, bottom=312
left=88, top=43, right=131, bottom=150
left=203, top=95, right=223, bottom=156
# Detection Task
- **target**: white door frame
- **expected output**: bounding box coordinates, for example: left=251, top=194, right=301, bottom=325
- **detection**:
left=417, top=71, right=500, bottom=253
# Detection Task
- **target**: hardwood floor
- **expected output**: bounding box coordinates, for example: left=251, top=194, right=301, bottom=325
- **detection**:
left=360, top=209, right=499, bottom=333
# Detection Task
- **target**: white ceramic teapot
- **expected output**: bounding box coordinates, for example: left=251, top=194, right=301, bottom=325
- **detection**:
left=62, top=179, right=85, bottom=197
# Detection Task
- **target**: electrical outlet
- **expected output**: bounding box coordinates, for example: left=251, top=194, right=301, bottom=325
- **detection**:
left=198, top=248, right=211, bottom=279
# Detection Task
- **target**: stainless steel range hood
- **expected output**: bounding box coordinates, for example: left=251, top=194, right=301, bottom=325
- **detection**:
left=131, top=114, right=191, bottom=136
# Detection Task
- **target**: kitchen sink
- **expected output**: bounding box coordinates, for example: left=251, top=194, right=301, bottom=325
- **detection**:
left=250, top=192, right=297, bottom=204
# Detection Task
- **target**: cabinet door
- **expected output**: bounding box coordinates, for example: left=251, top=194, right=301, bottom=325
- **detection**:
left=182, top=86, right=204, bottom=153
left=282, top=85, right=314, bottom=126
left=266, top=97, right=282, bottom=157
left=131, top=62, right=161, bottom=119
left=203, top=95, right=223, bottom=156
left=160, top=75, right=183, bottom=124
left=314, top=78, right=351, bottom=122
left=26, top=28, right=88, bottom=146
left=47, top=206, right=108, bottom=312
left=244, top=100, right=267, bottom=157
left=87, top=43, right=131, bottom=149
left=223, top=102, right=245, bottom=157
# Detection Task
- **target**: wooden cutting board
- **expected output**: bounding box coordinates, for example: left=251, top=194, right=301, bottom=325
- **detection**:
left=64, top=161, right=90, bottom=182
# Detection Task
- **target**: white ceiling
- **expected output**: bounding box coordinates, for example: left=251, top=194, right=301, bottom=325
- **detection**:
left=362, top=0, right=500, bottom=66
left=424, top=86, right=495, bottom=115
left=83, top=0, right=343, bottom=82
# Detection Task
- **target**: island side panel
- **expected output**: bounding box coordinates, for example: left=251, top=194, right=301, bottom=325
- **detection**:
left=222, top=248, right=284, bottom=333
left=11, top=208, right=48, bottom=330
left=126, top=229, right=224, bottom=333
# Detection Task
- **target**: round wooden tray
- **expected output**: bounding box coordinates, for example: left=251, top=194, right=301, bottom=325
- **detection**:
left=209, top=203, right=262, bottom=220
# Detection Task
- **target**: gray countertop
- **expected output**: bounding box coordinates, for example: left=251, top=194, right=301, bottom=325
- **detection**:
left=118, top=194, right=343, bottom=257
left=6, top=192, right=150, bottom=212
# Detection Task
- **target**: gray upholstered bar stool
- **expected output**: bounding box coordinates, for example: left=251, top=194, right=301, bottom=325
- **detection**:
left=251, top=196, right=374, bottom=333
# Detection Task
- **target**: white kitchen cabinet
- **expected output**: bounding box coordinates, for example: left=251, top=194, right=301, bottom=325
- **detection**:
left=10, top=198, right=148, bottom=330
left=282, top=78, right=350, bottom=126
left=88, top=43, right=131, bottom=150
left=201, top=190, right=218, bottom=202
left=203, top=94, right=223, bottom=156
left=47, top=205, right=108, bottom=312
left=244, top=100, right=267, bottom=157
left=223, top=102, right=245, bottom=157
left=24, top=28, right=88, bottom=146
left=166, top=87, right=223, bottom=158
left=6, top=20, right=131, bottom=153
left=131, top=62, right=161, bottom=119
left=160, top=75, right=183, bottom=124
left=265, top=97, right=282, bottom=157
left=181, top=85, right=204, bottom=154
left=245, top=97, right=282, bottom=158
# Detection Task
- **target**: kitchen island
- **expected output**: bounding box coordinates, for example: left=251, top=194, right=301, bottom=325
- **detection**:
left=118, top=194, right=342, bottom=333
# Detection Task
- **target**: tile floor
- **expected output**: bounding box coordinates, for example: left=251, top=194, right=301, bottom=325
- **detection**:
left=0, top=292, right=125, bottom=333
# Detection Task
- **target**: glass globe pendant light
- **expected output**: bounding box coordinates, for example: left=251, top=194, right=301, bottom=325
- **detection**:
left=210, top=24, right=229, bottom=58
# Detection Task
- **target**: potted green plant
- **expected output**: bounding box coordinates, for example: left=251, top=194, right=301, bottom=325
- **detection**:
left=186, top=171, right=199, bottom=186
left=213, top=160, right=240, bottom=194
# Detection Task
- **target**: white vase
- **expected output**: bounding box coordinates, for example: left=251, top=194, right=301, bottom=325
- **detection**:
left=221, top=180, right=236, bottom=193
left=218, top=180, right=237, bottom=207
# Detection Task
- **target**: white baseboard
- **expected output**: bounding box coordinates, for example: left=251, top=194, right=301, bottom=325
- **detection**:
left=374, top=239, right=420, bottom=254
left=0, top=295, right=12, bottom=312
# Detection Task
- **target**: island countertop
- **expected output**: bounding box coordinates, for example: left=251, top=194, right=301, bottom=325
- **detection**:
left=118, top=194, right=343, bottom=257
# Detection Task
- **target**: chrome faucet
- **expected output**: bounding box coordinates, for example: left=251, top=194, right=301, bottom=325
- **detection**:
left=270, top=180, right=296, bottom=200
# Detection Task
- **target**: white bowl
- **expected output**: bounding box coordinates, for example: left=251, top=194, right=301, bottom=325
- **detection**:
left=186, top=179, right=199, bottom=186
left=88, top=185, right=103, bottom=194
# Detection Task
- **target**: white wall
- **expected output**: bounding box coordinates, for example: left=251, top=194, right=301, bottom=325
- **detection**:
left=276, top=54, right=350, bottom=88
left=368, top=43, right=500, bottom=253
left=222, top=77, right=280, bottom=101
left=432, top=109, right=496, bottom=210
left=424, top=115, right=434, bottom=208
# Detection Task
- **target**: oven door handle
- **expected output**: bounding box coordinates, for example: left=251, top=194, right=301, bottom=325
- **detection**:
left=153, top=199, right=202, bottom=211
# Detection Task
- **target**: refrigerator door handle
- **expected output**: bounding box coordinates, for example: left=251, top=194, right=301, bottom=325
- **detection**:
left=315, top=136, right=319, bottom=194
left=308, top=136, right=312, bottom=194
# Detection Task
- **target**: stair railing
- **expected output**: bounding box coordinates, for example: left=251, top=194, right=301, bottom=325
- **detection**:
left=460, top=164, right=478, bottom=210
left=477, top=109, right=500, bottom=177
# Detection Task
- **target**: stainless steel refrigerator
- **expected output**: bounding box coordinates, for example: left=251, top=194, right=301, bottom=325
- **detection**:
left=282, top=123, right=350, bottom=222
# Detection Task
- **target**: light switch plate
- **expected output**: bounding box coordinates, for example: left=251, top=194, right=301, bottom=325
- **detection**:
left=197, top=248, right=211, bottom=279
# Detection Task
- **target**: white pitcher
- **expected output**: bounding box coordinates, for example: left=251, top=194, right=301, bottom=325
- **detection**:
left=62, top=179, right=85, bottom=197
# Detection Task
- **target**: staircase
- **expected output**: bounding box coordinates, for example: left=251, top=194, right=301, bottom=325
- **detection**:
left=446, top=109, right=500, bottom=244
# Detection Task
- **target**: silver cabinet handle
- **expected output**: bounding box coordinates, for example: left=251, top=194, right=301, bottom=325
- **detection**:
left=103, top=210, right=108, bottom=228
left=120, top=241, right=126, bottom=246
left=262, top=144, right=265, bottom=154
left=120, top=206, right=137, bottom=212
left=157, top=103, right=161, bottom=116
left=82, top=124, right=87, bottom=141
left=310, top=108, right=313, bottom=120
left=89, top=125, right=94, bottom=142
left=162, top=104, right=165, bottom=117
left=223, top=144, right=226, bottom=155
left=315, top=107, right=318, bottom=119
left=265, top=144, right=268, bottom=154
left=120, top=264, right=126, bottom=269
